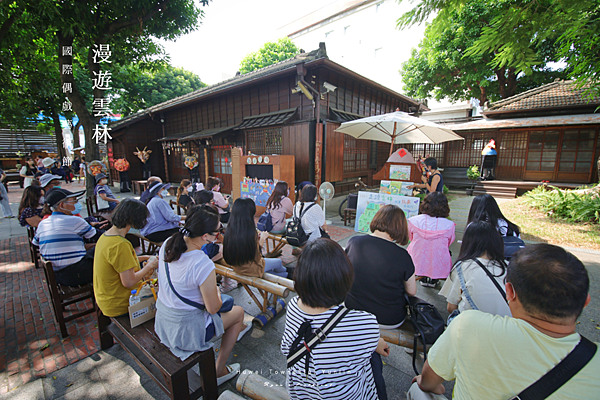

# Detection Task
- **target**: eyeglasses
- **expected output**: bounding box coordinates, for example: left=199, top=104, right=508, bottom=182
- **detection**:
left=211, top=224, right=225, bottom=237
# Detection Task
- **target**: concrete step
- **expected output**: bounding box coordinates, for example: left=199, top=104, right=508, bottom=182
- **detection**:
left=473, top=188, right=517, bottom=198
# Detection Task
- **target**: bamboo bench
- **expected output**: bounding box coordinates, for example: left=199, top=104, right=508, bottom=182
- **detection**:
left=380, top=324, right=423, bottom=351
left=100, top=313, right=218, bottom=400
left=214, top=261, right=293, bottom=314
left=129, top=232, right=163, bottom=255
left=264, top=233, right=288, bottom=258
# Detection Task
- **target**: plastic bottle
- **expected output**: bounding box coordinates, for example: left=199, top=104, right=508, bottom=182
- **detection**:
left=129, top=289, right=140, bottom=306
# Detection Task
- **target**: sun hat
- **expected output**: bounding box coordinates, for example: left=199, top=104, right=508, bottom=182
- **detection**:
left=42, top=157, right=55, bottom=168
left=149, top=182, right=171, bottom=196
left=39, top=174, right=63, bottom=188
left=95, top=173, right=107, bottom=183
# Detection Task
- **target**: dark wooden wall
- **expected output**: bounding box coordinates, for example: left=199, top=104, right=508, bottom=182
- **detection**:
left=111, top=119, right=164, bottom=181
left=282, top=121, right=311, bottom=184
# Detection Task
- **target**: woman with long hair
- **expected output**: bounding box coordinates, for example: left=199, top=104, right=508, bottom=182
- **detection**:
left=467, top=194, right=520, bottom=237
left=207, top=177, right=230, bottom=223
left=439, top=221, right=511, bottom=319
left=154, top=205, right=247, bottom=386
left=265, top=181, right=293, bottom=234
left=407, top=192, right=455, bottom=287
left=18, top=185, right=45, bottom=227
left=176, top=179, right=194, bottom=211
left=19, top=157, right=38, bottom=188
left=223, top=198, right=287, bottom=277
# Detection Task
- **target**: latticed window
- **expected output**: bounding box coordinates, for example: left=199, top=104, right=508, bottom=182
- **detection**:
left=343, top=136, right=369, bottom=172
left=405, top=143, right=445, bottom=166
left=212, top=145, right=232, bottom=174
left=246, top=127, right=282, bottom=155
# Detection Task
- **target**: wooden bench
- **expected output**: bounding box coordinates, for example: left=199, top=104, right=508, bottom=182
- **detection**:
left=40, top=258, right=97, bottom=338
left=343, top=208, right=356, bottom=226
left=380, top=325, right=423, bottom=351
left=99, top=314, right=218, bottom=400
left=214, top=261, right=292, bottom=314
left=26, top=226, right=40, bottom=269
left=132, top=180, right=149, bottom=195
left=130, top=232, right=163, bottom=255
left=170, top=199, right=185, bottom=216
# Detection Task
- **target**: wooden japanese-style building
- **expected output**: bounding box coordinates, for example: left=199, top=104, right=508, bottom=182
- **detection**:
left=423, top=80, right=600, bottom=187
left=107, top=43, right=426, bottom=193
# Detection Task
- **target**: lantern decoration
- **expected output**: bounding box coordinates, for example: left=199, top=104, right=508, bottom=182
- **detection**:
left=184, top=153, right=199, bottom=170
left=114, top=158, right=130, bottom=172
left=87, top=160, right=107, bottom=176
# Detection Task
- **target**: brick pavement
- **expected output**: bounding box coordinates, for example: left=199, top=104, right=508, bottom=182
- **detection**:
left=0, top=237, right=99, bottom=395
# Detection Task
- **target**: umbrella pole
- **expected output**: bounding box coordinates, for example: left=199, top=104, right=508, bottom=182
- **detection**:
left=388, top=122, right=397, bottom=157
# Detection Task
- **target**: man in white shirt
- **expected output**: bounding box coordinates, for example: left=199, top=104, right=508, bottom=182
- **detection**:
left=409, top=244, right=598, bottom=400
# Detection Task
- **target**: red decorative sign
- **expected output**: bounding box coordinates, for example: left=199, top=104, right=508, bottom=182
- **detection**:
left=399, top=148, right=407, bottom=158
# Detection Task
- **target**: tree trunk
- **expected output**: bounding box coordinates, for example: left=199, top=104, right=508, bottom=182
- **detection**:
left=479, top=86, right=488, bottom=105
left=496, top=67, right=507, bottom=98
left=506, top=68, right=517, bottom=98
left=50, top=107, right=66, bottom=161
left=72, top=120, right=81, bottom=148
left=58, top=31, right=101, bottom=196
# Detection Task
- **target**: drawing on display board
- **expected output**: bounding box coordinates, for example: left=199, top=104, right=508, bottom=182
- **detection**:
left=389, top=164, right=412, bottom=181
left=240, top=179, right=276, bottom=207
left=355, top=192, right=421, bottom=233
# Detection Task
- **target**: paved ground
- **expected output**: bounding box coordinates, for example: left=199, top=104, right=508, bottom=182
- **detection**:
left=1, top=184, right=598, bottom=399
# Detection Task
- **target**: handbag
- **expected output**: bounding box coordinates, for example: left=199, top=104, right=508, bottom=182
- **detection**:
left=510, top=336, right=596, bottom=400
left=165, top=262, right=234, bottom=313
left=285, top=202, right=316, bottom=247
left=405, top=295, right=446, bottom=375
left=96, top=194, right=110, bottom=210
left=286, top=304, right=350, bottom=375
left=257, top=209, right=273, bottom=232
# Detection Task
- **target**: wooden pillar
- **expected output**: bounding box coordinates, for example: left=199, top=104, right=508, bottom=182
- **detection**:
left=315, top=123, right=323, bottom=187
left=204, top=147, right=209, bottom=184
left=162, top=145, right=170, bottom=183
left=231, top=147, right=242, bottom=201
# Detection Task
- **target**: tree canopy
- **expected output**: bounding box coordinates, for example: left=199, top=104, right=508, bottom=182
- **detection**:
left=400, top=0, right=568, bottom=104
left=239, top=37, right=299, bottom=74
left=397, top=0, right=600, bottom=99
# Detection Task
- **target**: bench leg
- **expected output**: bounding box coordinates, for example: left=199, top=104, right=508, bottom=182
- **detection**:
left=97, top=310, right=114, bottom=350
left=199, top=349, right=218, bottom=400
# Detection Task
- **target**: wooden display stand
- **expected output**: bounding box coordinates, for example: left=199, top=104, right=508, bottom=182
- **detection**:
left=373, top=148, right=421, bottom=186
left=231, top=148, right=295, bottom=216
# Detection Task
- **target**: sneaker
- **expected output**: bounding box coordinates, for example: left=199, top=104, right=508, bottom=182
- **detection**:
left=217, top=363, right=240, bottom=386
left=237, top=322, right=252, bottom=342
left=219, top=277, right=238, bottom=294
left=291, top=248, right=302, bottom=256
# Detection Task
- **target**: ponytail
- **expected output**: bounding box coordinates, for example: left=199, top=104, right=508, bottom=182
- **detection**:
left=176, top=179, right=191, bottom=205
left=163, top=204, right=219, bottom=262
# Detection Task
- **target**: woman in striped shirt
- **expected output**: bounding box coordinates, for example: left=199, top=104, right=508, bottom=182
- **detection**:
left=281, top=239, right=389, bottom=400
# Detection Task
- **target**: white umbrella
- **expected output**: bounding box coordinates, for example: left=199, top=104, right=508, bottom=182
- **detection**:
left=335, top=111, right=464, bottom=157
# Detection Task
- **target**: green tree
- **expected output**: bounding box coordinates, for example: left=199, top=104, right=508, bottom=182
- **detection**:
left=1, top=0, right=210, bottom=193
left=397, top=0, right=600, bottom=98
left=400, top=0, right=567, bottom=105
left=111, top=65, right=206, bottom=116
left=239, top=37, right=299, bottom=74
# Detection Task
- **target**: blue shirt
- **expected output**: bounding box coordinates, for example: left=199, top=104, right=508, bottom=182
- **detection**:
left=94, top=184, right=116, bottom=200
left=32, top=212, right=96, bottom=270
left=141, top=197, right=181, bottom=236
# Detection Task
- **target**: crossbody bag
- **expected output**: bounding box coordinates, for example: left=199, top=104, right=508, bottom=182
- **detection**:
left=471, top=258, right=508, bottom=302
left=164, top=261, right=233, bottom=313
left=286, top=304, right=350, bottom=376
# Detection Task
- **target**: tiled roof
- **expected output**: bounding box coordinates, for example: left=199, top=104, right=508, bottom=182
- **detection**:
left=485, top=80, right=599, bottom=113
left=109, top=50, right=324, bottom=131
left=329, top=107, right=364, bottom=122
left=235, top=108, right=298, bottom=129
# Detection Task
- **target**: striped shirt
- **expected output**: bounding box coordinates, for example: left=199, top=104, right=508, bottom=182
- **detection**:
left=281, top=297, right=380, bottom=400
left=32, top=212, right=96, bottom=270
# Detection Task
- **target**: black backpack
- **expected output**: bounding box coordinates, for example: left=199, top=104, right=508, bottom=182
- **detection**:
left=285, top=202, right=316, bottom=247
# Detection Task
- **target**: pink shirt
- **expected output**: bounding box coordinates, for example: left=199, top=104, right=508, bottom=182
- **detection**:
left=212, top=191, right=228, bottom=214
left=407, top=214, right=455, bottom=279
left=267, top=197, right=293, bottom=231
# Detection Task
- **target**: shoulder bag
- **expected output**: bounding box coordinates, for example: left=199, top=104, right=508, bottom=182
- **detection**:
left=285, top=202, right=316, bottom=247
left=510, top=336, right=596, bottom=400
left=471, top=258, right=508, bottom=303
left=164, top=261, right=233, bottom=313
left=405, top=294, right=446, bottom=375
left=286, top=304, right=350, bottom=376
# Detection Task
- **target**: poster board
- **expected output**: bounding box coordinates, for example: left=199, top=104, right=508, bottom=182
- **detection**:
left=389, top=165, right=412, bottom=180
left=240, top=180, right=276, bottom=207
left=354, top=192, right=421, bottom=233
left=380, top=180, right=415, bottom=197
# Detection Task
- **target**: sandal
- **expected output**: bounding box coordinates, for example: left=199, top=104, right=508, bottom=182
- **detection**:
left=217, top=363, right=240, bottom=386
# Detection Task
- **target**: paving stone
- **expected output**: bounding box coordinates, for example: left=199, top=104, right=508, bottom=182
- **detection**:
left=0, top=376, right=44, bottom=400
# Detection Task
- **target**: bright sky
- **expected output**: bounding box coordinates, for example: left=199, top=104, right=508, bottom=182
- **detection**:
left=160, top=0, right=365, bottom=84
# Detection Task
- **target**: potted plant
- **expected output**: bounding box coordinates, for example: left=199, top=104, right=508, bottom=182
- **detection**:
left=466, top=165, right=481, bottom=196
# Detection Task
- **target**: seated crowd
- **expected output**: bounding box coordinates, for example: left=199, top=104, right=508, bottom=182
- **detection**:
left=22, top=170, right=598, bottom=398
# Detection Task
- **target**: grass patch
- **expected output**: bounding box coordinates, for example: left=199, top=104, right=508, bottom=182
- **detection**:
left=498, top=197, right=600, bottom=250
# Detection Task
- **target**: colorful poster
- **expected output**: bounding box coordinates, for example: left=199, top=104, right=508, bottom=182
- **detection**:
left=240, top=181, right=275, bottom=207
left=389, top=164, right=411, bottom=181
left=354, top=192, right=421, bottom=233
left=380, top=180, right=404, bottom=196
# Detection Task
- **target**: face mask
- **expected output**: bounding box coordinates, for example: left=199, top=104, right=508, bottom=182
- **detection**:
left=214, top=186, right=220, bottom=192
left=160, top=190, right=169, bottom=197
left=39, top=196, right=45, bottom=206
left=72, top=202, right=83, bottom=215
left=55, top=186, right=61, bottom=189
